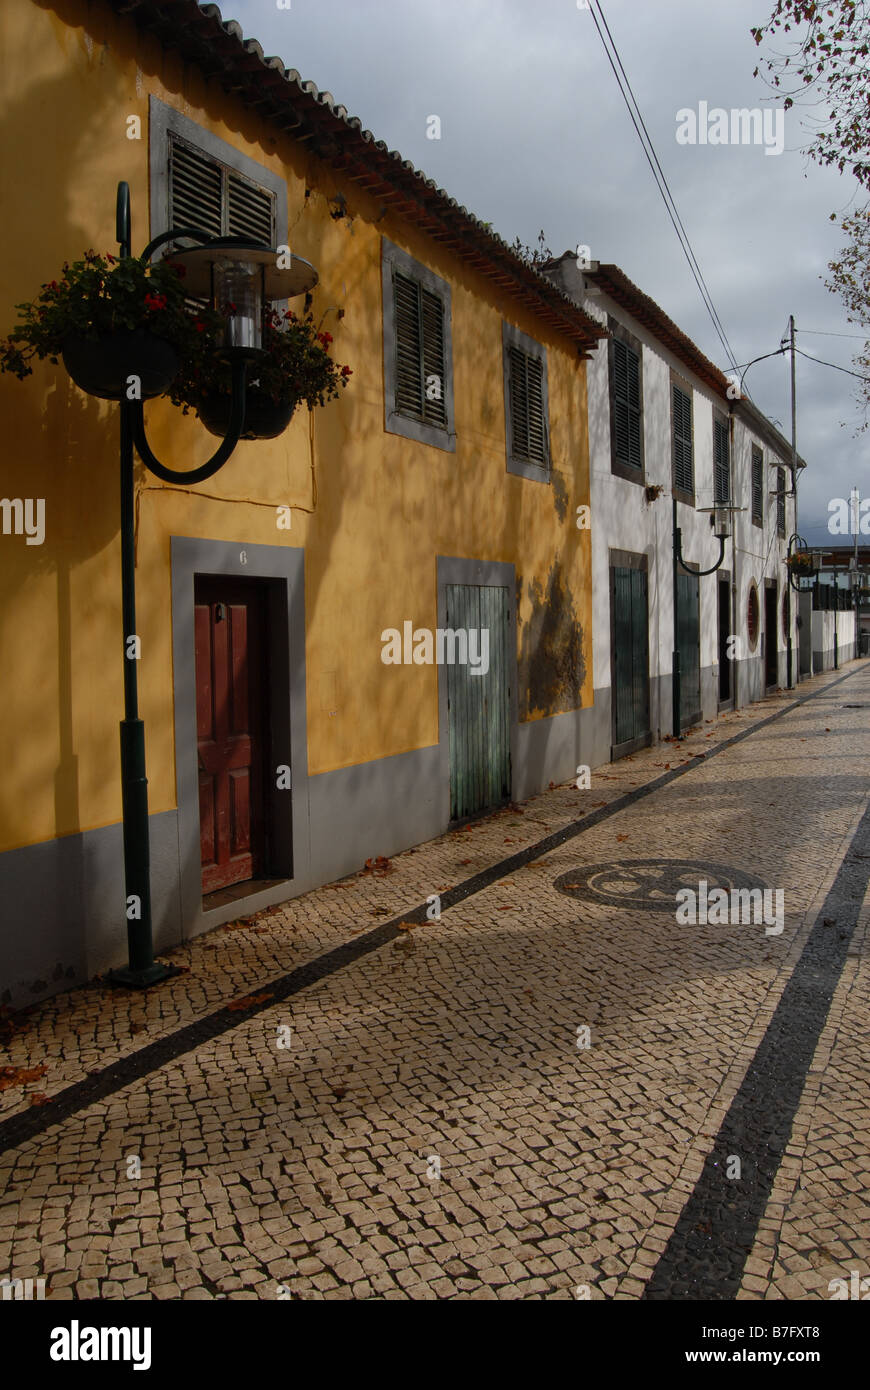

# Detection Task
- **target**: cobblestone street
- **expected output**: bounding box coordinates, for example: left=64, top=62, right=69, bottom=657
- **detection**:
left=2, top=661, right=869, bottom=1302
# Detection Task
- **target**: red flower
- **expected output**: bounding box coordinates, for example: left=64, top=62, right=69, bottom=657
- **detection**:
left=194, top=320, right=205, bottom=333
left=340, top=365, right=352, bottom=377
left=144, top=291, right=167, bottom=311
left=317, top=331, right=333, bottom=345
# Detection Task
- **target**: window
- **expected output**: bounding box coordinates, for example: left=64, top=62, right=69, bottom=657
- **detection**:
left=777, top=466, right=786, bottom=536
left=149, top=97, right=286, bottom=253
left=169, top=135, right=275, bottom=244
left=609, top=329, right=643, bottom=479
left=382, top=239, right=454, bottom=451
left=713, top=414, right=731, bottom=503
left=751, top=446, right=764, bottom=527
left=671, top=382, right=694, bottom=498
left=503, top=322, right=550, bottom=481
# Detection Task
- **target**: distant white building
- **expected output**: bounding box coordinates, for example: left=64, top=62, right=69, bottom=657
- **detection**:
left=543, top=254, right=852, bottom=768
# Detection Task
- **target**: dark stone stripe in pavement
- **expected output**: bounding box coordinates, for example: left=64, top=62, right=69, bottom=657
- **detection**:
left=642, top=798, right=870, bottom=1301
left=0, top=665, right=863, bottom=1158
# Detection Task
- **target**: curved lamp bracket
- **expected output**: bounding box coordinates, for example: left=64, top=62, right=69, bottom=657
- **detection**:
left=676, top=536, right=726, bottom=578
left=132, top=356, right=249, bottom=486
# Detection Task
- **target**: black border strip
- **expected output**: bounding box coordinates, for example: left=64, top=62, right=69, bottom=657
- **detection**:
left=643, top=795, right=870, bottom=1300
left=0, top=665, right=862, bottom=1157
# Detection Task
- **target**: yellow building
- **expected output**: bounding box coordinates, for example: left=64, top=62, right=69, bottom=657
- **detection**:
left=0, top=0, right=604, bottom=1004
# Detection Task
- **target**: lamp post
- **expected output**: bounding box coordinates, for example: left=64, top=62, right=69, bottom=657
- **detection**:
left=672, top=499, right=733, bottom=738
left=98, top=182, right=316, bottom=987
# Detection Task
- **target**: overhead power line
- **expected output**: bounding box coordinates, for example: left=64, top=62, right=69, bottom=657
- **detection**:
left=795, top=347, right=870, bottom=383
left=798, top=328, right=869, bottom=341
left=587, top=0, right=743, bottom=382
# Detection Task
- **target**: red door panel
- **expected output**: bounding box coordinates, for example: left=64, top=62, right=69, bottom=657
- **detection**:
left=194, top=578, right=269, bottom=894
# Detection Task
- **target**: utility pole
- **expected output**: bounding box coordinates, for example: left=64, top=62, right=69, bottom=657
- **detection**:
left=787, top=314, right=797, bottom=686
left=789, top=314, right=797, bottom=529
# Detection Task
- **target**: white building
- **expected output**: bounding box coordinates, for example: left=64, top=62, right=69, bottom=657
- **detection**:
left=543, top=254, right=852, bottom=769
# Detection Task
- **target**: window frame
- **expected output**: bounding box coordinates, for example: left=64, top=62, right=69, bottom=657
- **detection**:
left=148, top=96, right=287, bottom=252
left=381, top=238, right=455, bottom=452
left=502, top=321, right=551, bottom=483
left=670, top=373, right=694, bottom=504
left=608, top=318, right=645, bottom=483
left=751, top=445, right=764, bottom=528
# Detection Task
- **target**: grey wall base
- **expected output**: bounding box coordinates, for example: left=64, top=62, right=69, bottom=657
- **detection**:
left=0, top=809, right=181, bottom=1008
left=515, top=702, right=609, bottom=799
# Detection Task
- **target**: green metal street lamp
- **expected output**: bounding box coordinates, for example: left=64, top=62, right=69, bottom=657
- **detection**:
left=99, top=182, right=316, bottom=987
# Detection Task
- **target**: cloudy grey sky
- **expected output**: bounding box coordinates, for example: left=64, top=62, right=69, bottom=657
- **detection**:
left=224, top=0, right=867, bottom=545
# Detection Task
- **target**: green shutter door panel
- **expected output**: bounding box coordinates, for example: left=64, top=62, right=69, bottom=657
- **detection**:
left=611, top=566, right=650, bottom=757
left=676, top=572, right=701, bottom=728
left=446, top=584, right=511, bottom=821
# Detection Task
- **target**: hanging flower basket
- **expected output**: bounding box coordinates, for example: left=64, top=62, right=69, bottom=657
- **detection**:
left=61, top=329, right=180, bottom=402
left=198, top=387, right=297, bottom=440
left=169, top=303, right=352, bottom=434
left=787, top=551, right=816, bottom=577
left=0, top=250, right=222, bottom=400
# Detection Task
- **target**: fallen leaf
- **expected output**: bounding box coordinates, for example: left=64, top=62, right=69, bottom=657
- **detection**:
left=227, top=991, right=274, bottom=1011
left=395, top=920, right=419, bottom=931
left=361, top=855, right=395, bottom=876
left=0, top=1064, right=47, bottom=1091
left=28, top=1093, right=51, bottom=1107
left=616, top=834, right=629, bottom=842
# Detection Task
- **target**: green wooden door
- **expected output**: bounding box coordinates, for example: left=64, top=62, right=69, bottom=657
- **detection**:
left=446, top=583, right=511, bottom=821
left=611, top=564, right=650, bottom=757
left=676, top=571, right=701, bottom=728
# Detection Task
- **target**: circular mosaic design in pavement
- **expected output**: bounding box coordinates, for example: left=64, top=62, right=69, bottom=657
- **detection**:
left=553, top=859, right=770, bottom=911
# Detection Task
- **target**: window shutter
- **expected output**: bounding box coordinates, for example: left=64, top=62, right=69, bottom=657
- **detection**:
left=420, top=287, right=447, bottom=427
left=227, top=171, right=274, bottom=244
left=169, top=138, right=223, bottom=238
left=168, top=135, right=275, bottom=245
left=394, top=271, right=424, bottom=417
left=777, top=466, right=786, bottom=534
left=751, top=447, right=764, bottom=524
left=393, top=271, right=446, bottom=426
left=509, top=347, right=546, bottom=464
left=613, top=339, right=642, bottom=470
left=672, top=384, right=693, bottom=493
left=714, top=418, right=730, bottom=502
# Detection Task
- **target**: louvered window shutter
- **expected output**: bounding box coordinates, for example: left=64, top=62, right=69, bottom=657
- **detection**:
left=714, top=418, right=730, bottom=503
left=227, top=171, right=274, bottom=244
left=420, top=287, right=447, bottom=427
left=672, top=384, right=693, bottom=493
left=751, top=447, right=764, bottom=523
left=393, top=271, right=446, bottom=426
left=613, top=339, right=642, bottom=469
left=509, top=347, right=546, bottom=463
left=777, top=466, right=786, bottom=534
left=168, top=135, right=275, bottom=245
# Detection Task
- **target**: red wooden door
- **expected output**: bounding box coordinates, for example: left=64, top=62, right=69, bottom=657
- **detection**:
left=195, top=577, right=268, bottom=894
